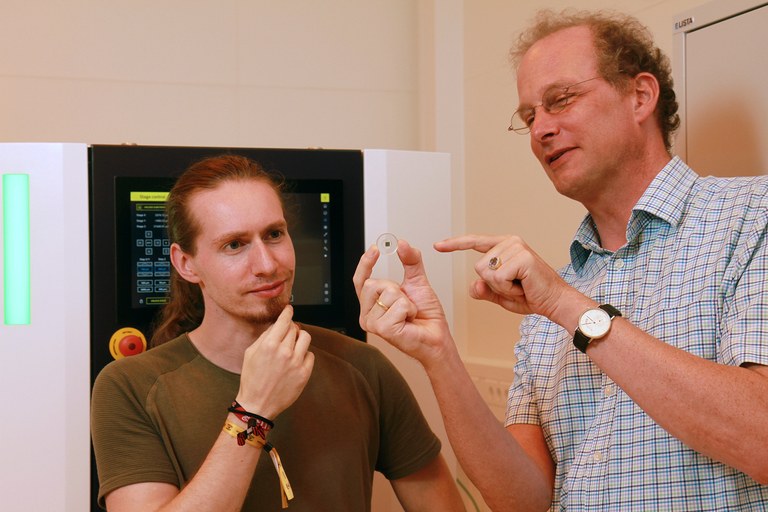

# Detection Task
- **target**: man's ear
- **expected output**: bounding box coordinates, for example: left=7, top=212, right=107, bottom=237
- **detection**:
left=632, top=72, right=660, bottom=125
left=170, top=243, right=201, bottom=284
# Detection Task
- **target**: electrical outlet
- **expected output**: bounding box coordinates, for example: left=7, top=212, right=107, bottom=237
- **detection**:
left=488, top=379, right=510, bottom=407
left=475, top=377, right=509, bottom=407
left=469, top=375, right=510, bottom=421
left=466, top=360, right=514, bottom=422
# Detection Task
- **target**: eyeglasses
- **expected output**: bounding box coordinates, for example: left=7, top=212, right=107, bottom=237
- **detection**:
left=508, top=77, right=600, bottom=134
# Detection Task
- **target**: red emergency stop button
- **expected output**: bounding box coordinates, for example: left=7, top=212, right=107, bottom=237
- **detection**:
left=109, top=327, right=147, bottom=360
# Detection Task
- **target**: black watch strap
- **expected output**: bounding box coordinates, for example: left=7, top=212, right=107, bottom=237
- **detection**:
left=573, top=304, right=622, bottom=353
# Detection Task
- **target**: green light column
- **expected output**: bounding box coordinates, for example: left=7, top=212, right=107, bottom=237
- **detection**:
left=2, top=174, right=31, bottom=325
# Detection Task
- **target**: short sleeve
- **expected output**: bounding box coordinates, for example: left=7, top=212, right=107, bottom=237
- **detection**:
left=91, top=362, right=178, bottom=508
left=719, top=211, right=768, bottom=367
left=369, top=349, right=442, bottom=480
left=505, top=317, right=542, bottom=427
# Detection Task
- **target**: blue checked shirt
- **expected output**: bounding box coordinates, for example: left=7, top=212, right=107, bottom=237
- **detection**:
left=507, top=157, right=768, bottom=511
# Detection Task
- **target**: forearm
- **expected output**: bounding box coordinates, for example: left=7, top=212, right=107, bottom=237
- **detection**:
left=106, top=414, right=262, bottom=512
left=587, top=318, right=768, bottom=483
left=391, top=455, right=466, bottom=512
left=422, top=349, right=553, bottom=512
left=173, top=421, right=261, bottom=510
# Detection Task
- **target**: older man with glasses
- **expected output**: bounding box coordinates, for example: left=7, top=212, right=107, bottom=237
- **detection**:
left=354, top=8, right=768, bottom=512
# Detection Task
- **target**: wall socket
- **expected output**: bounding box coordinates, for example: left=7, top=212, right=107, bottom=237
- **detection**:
left=470, top=375, right=510, bottom=421
left=464, top=360, right=515, bottom=422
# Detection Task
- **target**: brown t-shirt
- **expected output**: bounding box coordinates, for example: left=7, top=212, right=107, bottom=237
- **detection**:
left=91, top=324, right=441, bottom=511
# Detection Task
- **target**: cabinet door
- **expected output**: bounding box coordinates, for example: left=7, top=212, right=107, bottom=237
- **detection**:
left=682, top=4, right=768, bottom=177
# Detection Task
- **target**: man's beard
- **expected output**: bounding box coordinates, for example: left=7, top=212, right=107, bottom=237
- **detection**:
left=245, top=295, right=290, bottom=325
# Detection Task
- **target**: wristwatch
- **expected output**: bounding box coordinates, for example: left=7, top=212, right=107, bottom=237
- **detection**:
left=573, top=304, right=622, bottom=353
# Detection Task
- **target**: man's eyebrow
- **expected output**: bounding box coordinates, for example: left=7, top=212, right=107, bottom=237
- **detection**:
left=516, top=80, right=580, bottom=110
left=211, top=220, right=288, bottom=245
left=210, top=229, right=249, bottom=246
left=261, top=220, right=288, bottom=234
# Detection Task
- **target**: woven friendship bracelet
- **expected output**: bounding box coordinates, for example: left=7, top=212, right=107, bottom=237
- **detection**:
left=222, top=421, right=266, bottom=449
left=265, top=442, right=294, bottom=508
left=225, top=401, right=292, bottom=508
left=228, top=401, right=273, bottom=442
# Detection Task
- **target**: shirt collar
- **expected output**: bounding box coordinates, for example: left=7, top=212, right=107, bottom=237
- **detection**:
left=569, top=156, right=698, bottom=270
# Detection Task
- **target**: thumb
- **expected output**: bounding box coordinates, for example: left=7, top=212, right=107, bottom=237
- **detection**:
left=397, top=240, right=430, bottom=284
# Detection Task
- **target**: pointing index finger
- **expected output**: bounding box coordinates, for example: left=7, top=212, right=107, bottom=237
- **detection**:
left=434, top=234, right=507, bottom=254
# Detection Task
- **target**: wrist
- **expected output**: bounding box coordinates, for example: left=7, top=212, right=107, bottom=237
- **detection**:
left=229, top=400, right=275, bottom=428
left=422, top=340, right=464, bottom=376
left=223, top=400, right=294, bottom=506
left=234, top=396, right=279, bottom=421
left=418, top=330, right=461, bottom=373
left=222, top=420, right=267, bottom=449
left=573, top=304, right=622, bottom=353
left=225, top=401, right=274, bottom=448
left=550, top=293, right=598, bottom=335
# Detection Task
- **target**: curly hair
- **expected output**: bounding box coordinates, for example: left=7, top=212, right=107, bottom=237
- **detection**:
left=510, top=9, right=679, bottom=151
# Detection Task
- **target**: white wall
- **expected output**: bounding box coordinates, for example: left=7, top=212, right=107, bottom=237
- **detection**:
left=0, top=1, right=424, bottom=150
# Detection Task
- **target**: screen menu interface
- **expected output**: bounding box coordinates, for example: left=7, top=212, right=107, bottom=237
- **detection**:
left=129, top=191, right=171, bottom=308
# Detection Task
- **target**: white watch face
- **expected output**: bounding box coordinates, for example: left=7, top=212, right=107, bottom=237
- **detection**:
left=578, top=308, right=612, bottom=339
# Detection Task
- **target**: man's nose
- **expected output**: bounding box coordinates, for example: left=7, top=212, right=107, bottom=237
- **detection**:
left=249, top=243, right=279, bottom=275
left=530, top=107, right=560, bottom=141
